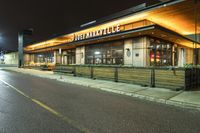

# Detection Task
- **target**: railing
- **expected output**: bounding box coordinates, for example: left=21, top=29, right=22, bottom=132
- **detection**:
left=53, top=65, right=200, bottom=91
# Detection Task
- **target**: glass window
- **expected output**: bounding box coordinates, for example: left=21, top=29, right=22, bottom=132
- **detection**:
left=66, top=49, right=76, bottom=64
left=35, top=52, right=54, bottom=64
left=85, top=41, right=124, bottom=65
left=149, top=38, right=173, bottom=66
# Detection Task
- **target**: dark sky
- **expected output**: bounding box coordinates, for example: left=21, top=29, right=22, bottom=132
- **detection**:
left=0, top=0, right=160, bottom=51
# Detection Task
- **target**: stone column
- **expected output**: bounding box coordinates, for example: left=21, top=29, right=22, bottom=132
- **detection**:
left=76, top=46, right=85, bottom=65
left=53, top=51, right=57, bottom=64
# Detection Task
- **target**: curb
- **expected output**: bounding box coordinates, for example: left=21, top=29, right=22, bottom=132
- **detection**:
left=97, top=87, right=200, bottom=111
left=166, top=100, right=200, bottom=111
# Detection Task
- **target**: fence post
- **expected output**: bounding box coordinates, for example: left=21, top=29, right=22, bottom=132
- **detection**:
left=198, top=68, right=200, bottom=88
left=150, top=67, right=155, bottom=87
left=190, top=69, right=192, bottom=90
left=195, top=68, right=197, bottom=89
left=184, top=69, right=187, bottom=90
left=191, top=68, right=194, bottom=89
left=90, top=66, right=94, bottom=79
left=114, top=67, right=118, bottom=82
left=73, top=66, right=76, bottom=77
left=196, top=68, right=199, bottom=89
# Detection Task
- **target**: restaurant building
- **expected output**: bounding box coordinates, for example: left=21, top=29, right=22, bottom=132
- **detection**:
left=23, top=0, right=200, bottom=68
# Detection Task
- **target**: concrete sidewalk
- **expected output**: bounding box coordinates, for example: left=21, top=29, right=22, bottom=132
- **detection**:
left=1, top=67, right=200, bottom=111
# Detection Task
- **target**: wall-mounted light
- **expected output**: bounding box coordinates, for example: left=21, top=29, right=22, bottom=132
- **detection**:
left=126, top=48, right=131, bottom=57
left=38, top=55, right=43, bottom=57
left=94, top=51, right=100, bottom=55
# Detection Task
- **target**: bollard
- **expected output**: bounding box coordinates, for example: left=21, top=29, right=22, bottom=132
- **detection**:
left=150, top=68, right=155, bottom=87
left=90, top=66, right=94, bottom=79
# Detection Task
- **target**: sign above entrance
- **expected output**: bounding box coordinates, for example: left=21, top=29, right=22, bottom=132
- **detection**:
left=74, top=24, right=121, bottom=41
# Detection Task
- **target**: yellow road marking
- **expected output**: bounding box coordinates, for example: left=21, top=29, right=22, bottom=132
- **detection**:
left=0, top=79, right=92, bottom=133
left=31, top=99, right=61, bottom=116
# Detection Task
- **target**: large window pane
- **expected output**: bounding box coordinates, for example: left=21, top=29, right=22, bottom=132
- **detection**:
left=85, top=41, right=124, bottom=65
left=150, top=38, right=173, bottom=66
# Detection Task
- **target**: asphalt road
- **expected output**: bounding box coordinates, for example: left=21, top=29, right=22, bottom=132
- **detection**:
left=0, top=69, right=200, bottom=133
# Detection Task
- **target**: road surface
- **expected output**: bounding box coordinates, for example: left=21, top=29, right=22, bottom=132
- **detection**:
left=0, top=69, right=200, bottom=133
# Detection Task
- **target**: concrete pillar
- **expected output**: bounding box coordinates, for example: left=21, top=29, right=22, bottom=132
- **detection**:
left=76, top=46, right=85, bottom=65
left=124, top=37, right=148, bottom=67
left=178, top=48, right=185, bottom=67
left=53, top=51, right=57, bottom=64
left=55, top=50, right=62, bottom=64
left=132, top=37, right=147, bottom=67
left=62, top=51, right=67, bottom=65
left=124, top=39, right=133, bottom=66
left=186, top=48, right=194, bottom=64
left=18, top=32, right=24, bottom=67
left=172, top=45, right=175, bottom=66
left=145, top=37, right=150, bottom=66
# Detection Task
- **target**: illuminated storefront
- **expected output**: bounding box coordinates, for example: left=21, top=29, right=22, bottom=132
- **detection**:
left=23, top=0, right=200, bottom=67
left=85, top=40, right=124, bottom=65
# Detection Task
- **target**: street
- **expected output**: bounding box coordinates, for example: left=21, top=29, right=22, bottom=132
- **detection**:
left=0, top=69, right=200, bottom=133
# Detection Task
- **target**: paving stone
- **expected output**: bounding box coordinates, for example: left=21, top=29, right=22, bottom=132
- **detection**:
left=170, top=91, right=200, bottom=106
left=135, top=88, right=181, bottom=100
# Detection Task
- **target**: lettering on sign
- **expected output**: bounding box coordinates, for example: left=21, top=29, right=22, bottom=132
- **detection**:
left=74, top=24, right=121, bottom=41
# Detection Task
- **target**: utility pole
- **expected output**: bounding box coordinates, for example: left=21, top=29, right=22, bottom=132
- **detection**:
left=18, top=32, right=23, bottom=68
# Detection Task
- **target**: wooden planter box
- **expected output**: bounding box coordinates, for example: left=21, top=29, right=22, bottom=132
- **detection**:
left=53, top=65, right=200, bottom=90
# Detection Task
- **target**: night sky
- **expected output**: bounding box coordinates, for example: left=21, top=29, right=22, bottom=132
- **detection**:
left=0, top=0, right=160, bottom=51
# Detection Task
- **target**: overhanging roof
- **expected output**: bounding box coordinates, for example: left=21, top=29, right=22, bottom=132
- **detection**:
left=25, top=0, right=200, bottom=52
left=26, top=24, right=199, bottom=53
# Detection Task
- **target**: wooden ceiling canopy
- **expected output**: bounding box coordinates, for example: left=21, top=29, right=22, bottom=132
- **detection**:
left=25, top=0, right=200, bottom=53
left=146, top=0, right=200, bottom=35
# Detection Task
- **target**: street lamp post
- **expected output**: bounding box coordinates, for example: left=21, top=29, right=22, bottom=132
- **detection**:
left=18, top=32, right=23, bottom=68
